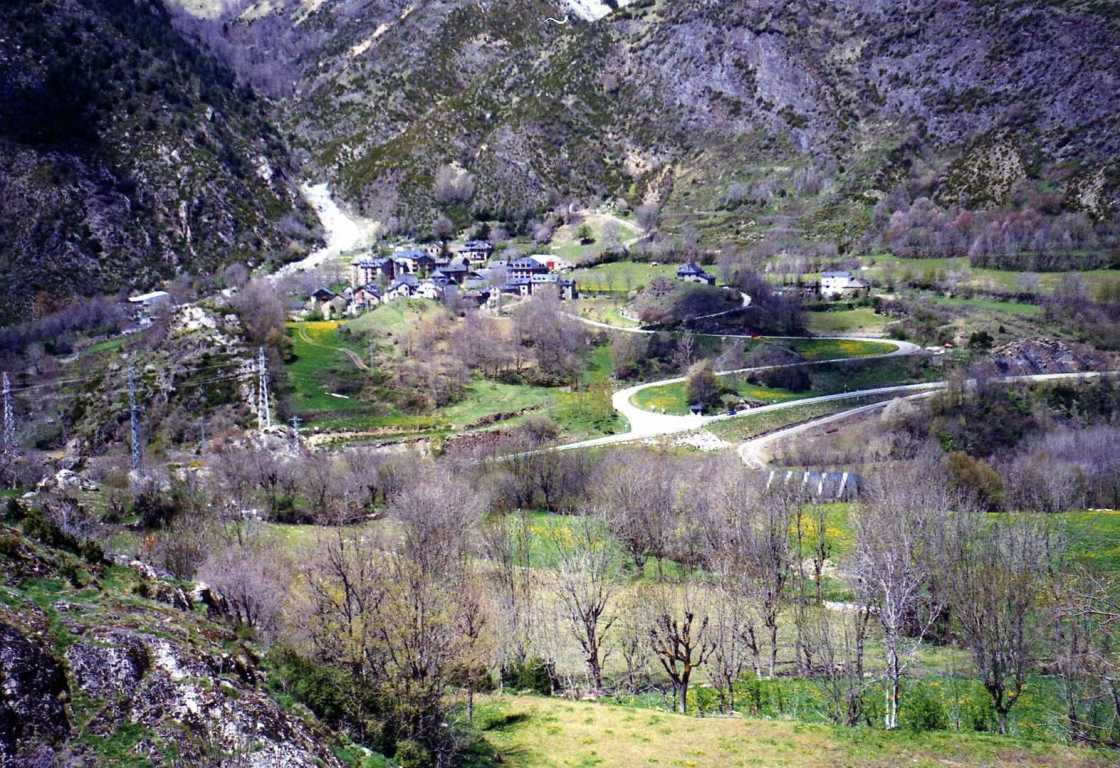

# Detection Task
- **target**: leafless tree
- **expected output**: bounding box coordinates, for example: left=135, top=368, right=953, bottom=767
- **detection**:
left=614, top=591, right=652, bottom=694
left=1051, top=570, right=1120, bottom=746
left=198, top=543, right=289, bottom=639
left=672, top=333, right=696, bottom=372
left=552, top=518, right=618, bottom=690
left=594, top=451, right=677, bottom=574
left=232, top=279, right=287, bottom=346
left=946, top=510, right=1054, bottom=734
left=647, top=581, right=715, bottom=714
left=480, top=510, right=536, bottom=677
left=853, top=463, right=950, bottom=729
left=432, top=214, right=455, bottom=242
left=707, top=581, right=753, bottom=713
left=636, top=203, right=659, bottom=233
left=801, top=605, right=873, bottom=726
left=433, top=164, right=476, bottom=205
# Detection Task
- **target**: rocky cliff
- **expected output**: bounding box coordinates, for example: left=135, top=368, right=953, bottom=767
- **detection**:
left=171, top=0, right=1120, bottom=238
left=0, top=0, right=321, bottom=326
left=0, top=521, right=344, bottom=767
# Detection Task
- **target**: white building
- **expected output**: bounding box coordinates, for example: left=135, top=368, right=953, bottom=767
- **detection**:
left=819, top=271, right=870, bottom=299
left=128, top=290, right=172, bottom=313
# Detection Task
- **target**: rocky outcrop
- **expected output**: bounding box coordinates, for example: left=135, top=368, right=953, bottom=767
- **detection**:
left=0, top=0, right=322, bottom=326
left=989, top=339, right=1116, bottom=376
left=0, top=528, right=345, bottom=767
left=0, top=614, right=71, bottom=766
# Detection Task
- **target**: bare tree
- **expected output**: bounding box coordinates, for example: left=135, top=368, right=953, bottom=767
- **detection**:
left=552, top=518, right=618, bottom=690
left=636, top=203, right=659, bottom=233
left=707, top=581, right=752, bottom=713
left=1051, top=570, right=1120, bottom=746
left=947, top=511, right=1054, bottom=734
left=198, top=543, right=289, bottom=639
left=802, top=605, right=873, bottom=726
left=232, top=278, right=287, bottom=346
left=433, top=164, right=477, bottom=205
left=648, top=582, right=715, bottom=714
left=614, top=591, right=652, bottom=694
left=594, top=451, right=677, bottom=574
left=853, top=463, right=949, bottom=729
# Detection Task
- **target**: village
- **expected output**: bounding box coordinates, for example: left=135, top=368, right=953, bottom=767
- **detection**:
left=302, top=240, right=579, bottom=320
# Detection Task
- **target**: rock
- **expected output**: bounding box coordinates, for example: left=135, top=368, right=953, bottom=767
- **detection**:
left=130, top=559, right=159, bottom=581
left=190, top=581, right=230, bottom=618
left=0, top=620, right=71, bottom=764
left=988, top=339, right=1113, bottom=376
left=65, top=631, right=150, bottom=700
left=35, top=469, right=85, bottom=493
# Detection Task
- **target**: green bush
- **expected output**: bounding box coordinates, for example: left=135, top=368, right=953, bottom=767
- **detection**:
left=962, top=696, right=998, bottom=732
left=393, top=740, right=431, bottom=768
left=902, top=683, right=949, bottom=732
left=500, top=657, right=555, bottom=695
left=687, top=686, right=720, bottom=716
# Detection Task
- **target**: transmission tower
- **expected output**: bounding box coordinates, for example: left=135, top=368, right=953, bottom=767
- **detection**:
left=2, top=372, right=14, bottom=453
left=256, top=347, right=272, bottom=430
left=127, top=366, right=143, bottom=471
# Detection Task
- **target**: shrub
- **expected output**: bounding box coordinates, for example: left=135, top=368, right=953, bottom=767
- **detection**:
left=902, top=684, right=949, bottom=732
left=500, top=657, right=555, bottom=695
left=393, top=740, right=432, bottom=768
left=946, top=452, right=1005, bottom=510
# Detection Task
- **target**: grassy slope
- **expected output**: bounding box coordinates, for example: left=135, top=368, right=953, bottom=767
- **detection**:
left=805, top=306, right=891, bottom=334
left=631, top=340, right=907, bottom=415
left=569, top=261, right=680, bottom=293
left=286, top=317, right=623, bottom=439
left=704, top=393, right=897, bottom=442
left=864, top=254, right=1120, bottom=295
left=473, top=696, right=1110, bottom=768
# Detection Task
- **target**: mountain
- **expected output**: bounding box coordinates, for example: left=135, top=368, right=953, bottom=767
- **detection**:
left=4, top=0, right=1119, bottom=325
left=0, top=0, right=321, bottom=326
left=170, top=0, right=1120, bottom=243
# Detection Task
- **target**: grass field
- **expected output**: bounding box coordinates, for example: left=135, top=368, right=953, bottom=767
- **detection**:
left=575, top=297, right=642, bottom=328
left=569, top=261, right=680, bottom=293
left=863, top=254, right=1120, bottom=296
left=805, top=306, right=891, bottom=334
left=550, top=213, right=641, bottom=263
left=633, top=379, right=803, bottom=414
left=343, top=299, right=443, bottom=358
left=924, top=293, right=1044, bottom=317
left=286, top=321, right=369, bottom=414
left=631, top=344, right=916, bottom=415
left=287, top=323, right=622, bottom=440
left=704, top=394, right=897, bottom=442
left=470, top=695, right=1111, bottom=768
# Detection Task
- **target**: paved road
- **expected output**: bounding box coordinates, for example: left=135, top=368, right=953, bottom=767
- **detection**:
left=735, top=371, right=1117, bottom=467
left=554, top=314, right=923, bottom=450
left=557, top=311, right=1114, bottom=454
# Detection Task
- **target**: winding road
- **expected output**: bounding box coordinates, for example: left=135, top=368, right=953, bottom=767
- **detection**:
left=558, top=313, right=1116, bottom=462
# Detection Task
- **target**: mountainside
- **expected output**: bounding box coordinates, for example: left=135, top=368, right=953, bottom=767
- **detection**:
left=0, top=517, right=344, bottom=766
left=172, top=0, right=1120, bottom=241
left=0, top=0, right=320, bottom=326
